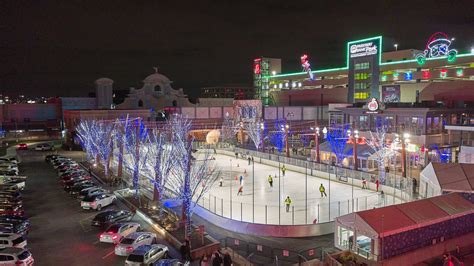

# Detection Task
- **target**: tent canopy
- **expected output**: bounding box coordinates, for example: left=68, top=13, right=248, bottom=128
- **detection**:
left=431, top=163, right=474, bottom=192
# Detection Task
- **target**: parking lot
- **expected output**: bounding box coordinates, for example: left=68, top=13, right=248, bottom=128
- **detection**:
left=19, top=149, right=180, bottom=266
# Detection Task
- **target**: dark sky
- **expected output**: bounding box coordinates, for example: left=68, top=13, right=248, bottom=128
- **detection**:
left=1, top=0, right=474, bottom=99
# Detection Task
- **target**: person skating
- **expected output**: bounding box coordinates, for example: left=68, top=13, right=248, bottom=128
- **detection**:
left=235, top=152, right=238, bottom=159
left=281, top=165, right=286, bottom=176
left=362, top=178, right=367, bottom=189
left=239, top=175, right=243, bottom=185
left=284, top=196, right=292, bottom=212
left=219, top=177, right=223, bottom=187
left=375, top=178, right=380, bottom=192
left=237, top=186, right=243, bottom=196
left=319, top=183, right=327, bottom=198
left=268, top=174, right=273, bottom=187
left=248, top=156, right=251, bottom=165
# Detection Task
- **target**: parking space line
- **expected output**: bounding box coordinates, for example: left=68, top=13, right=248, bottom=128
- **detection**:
left=102, top=250, right=115, bottom=259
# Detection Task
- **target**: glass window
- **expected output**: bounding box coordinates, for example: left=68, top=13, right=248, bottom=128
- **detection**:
left=360, top=116, right=369, bottom=130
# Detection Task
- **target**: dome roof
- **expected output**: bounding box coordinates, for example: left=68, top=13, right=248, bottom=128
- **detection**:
left=143, top=72, right=171, bottom=84
left=95, top=77, right=114, bottom=84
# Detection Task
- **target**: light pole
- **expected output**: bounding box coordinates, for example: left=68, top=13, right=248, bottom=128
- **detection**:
left=278, top=155, right=281, bottom=224
left=259, top=122, right=265, bottom=152
left=401, top=133, right=410, bottom=178
left=310, top=126, right=320, bottom=163
left=348, top=129, right=360, bottom=171
left=305, top=161, right=308, bottom=223
left=284, top=123, right=289, bottom=157
left=322, top=126, right=331, bottom=220
left=394, top=43, right=398, bottom=51
left=252, top=156, right=255, bottom=222
left=229, top=159, right=233, bottom=219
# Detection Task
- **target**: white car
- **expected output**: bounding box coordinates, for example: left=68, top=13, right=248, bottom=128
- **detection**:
left=114, top=232, right=157, bottom=256
left=78, top=187, right=108, bottom=199
left=99, top=222, right=141, bottom=244
left=0, top=158, right=19, bottom=164
left=0, top=247, right=34, bottom=265
left=81, top=194, right=116, bottom=211
left=34, top=143, right=53, bottom=151
left=0, top=233, right=27, bottom=248
left=125, top=244, right=169, bottom=265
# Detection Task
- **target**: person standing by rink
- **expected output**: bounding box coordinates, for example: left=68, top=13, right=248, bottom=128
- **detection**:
left=362, top=178, right=367, bottom=189
left=319, top=183, right=327, bottom=198
left=268, top=174, right=273, bottom=187
left=281, top=165, right=287, bottom=176
left=284, top=196, right=292, bottom=212
left=375, top=178, right=380, bottom=192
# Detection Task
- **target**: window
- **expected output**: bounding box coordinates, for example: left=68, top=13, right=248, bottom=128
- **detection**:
left=354, top=92, right=369, bottom=99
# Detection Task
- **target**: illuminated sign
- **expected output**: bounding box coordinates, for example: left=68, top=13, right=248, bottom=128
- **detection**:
left=300, top=54, right=315, bottom=80
left=415, top=32, right=458, bottom=65
left=367, top=98, right=379, bottom=111
left=253, top=58, right=262, bottom=74
left=350, top=42, right=378, bottom=58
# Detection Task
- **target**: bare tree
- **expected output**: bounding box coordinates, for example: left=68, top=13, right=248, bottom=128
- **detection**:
left=244, top=120, right=265, bottom=150
left=366, top=124, right=396, bottom=183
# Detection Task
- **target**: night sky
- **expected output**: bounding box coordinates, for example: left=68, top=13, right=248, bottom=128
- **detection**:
left=1, top=0, right=474, bottom=99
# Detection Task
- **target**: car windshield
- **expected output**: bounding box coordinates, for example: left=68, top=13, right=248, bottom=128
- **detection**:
left=17, top=250, right=31, bottom=260
left=12, top=236, right=25, bottom=245
left=127, top=254, right=144, bottom=262
left=121, top=238, right=134, bottom=244
left=106, top=224, right=121, bottom=233
left=82, top=196, right=97, bottom=202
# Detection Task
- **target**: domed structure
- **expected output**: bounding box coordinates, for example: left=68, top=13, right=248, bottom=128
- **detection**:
left=116, top=68, right=194, bottom=110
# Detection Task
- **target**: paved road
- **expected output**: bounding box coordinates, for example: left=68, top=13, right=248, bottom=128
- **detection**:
left=18, top=150, right=180, bottom=266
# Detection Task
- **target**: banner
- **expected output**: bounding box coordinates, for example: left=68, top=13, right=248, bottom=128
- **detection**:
left=382, top=85, right=401, bottom=103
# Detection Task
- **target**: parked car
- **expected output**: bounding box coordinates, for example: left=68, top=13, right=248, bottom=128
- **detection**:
left=60, top=174, right=90, bottom=184
left=64, top=180, right=94, bottom=193
left=60, top=176, right=90, bottom=187
left=58, top=168, right=83, bottom=177
left=0, top=204, right=24, bottom=217
left=16, top=144, right=28, bottom=150
left=0, top=171, right=17, bottom=176
left=0, top=196, right=22, bottom=206
left=114, top=232, right=157, bottom=256
left=99, top=222, right=141, bottom=244
left=91, top=210, right=133, bottom=227
left=0, top=191, right=21, bottom=200
left=0, top=220, right=30, bottom=236
left=78, top=187, right=108, bottom=199
left=125, top=244, right=169, bottom=265
left=69, top=183, right=95, bottom=195
left=0, top=233, right=27, bottom=248
left=153, top=259, right=190, bottom=266
left=1, top=181, right=25, bottom=191
left=34, top=143, right=53, bottom=151
left=0, top=247, right=34, bottom=265
left=81, top=194, right=116, bottom=211
left=0, top=158, right=19, bottom=164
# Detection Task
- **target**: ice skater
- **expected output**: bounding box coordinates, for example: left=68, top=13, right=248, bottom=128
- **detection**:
left=248, top=156, right=251, bottom=165
left=362, top=178, right=367, bottom=189
left=219, top=177, right=223, bottom=187
left=375, top=178, right=380, bottom=192
left=268, top=174, right=273, bottom=187
left=237, top=186, right=243, bottom=196
left=239, top=175, right=244, bottom=185
left=319, top=183, right=327, bottom=198
left=281, top=165, right=286, bottom=176
left=284, top=196, right=292, bottom=212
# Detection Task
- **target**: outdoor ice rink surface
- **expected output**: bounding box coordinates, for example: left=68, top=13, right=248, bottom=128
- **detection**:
left=200, top=153, right=403, bottom=225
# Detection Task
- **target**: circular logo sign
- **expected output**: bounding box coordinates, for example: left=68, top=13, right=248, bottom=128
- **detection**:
left=367, top=98, right=379, bottom=112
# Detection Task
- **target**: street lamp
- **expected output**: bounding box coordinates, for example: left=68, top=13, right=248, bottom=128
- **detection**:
left=284, top=124, right=290, bottom=157
left=396, top=133, right=410, bottom=178
left=394, top=44, right=398, bottom=51
left=260, top=122, right=265, bottom=152
left=348, top=129, right=360, bottom=170
left=310, top=126, right=321, bottom=163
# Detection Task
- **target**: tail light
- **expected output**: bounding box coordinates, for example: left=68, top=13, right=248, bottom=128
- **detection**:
left=100, top=234, right=104, bottom=238
left=126, top=246, right=133, bottom=252
left=112, top=235, right=118, bottom=240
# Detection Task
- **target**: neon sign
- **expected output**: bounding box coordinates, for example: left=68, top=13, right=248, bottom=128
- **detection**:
left=300, top=54, right=314, bottom=80
left=253, top=58, right=262, bottom=74
left=415, top=32, right=458, bottom=65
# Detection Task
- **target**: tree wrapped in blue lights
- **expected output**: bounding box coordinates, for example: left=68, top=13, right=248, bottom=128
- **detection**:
left=92, top=121, right=116, bottom=179
left=166, top=114, right=220, bottom=240
left=76, top=120, right=99, bottom=162
left=220, top=112, right=236, bottom=144
left=143, top=126, right=176, bottom=217
left=270, top=119, right=286, bottom=153
left=120, top=117, right=150, bottom=198
left=326, top=124, right=350, bottom=165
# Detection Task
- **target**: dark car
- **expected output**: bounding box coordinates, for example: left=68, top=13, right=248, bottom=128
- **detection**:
left=61, top=176, right=90, bottom=187
left=91, top=210, right=132, bottom=227
left=0, top=197, right=22, bottom=206
left=0, top=219, right=30, bottom=235
left=0, top=170, right=17, bottom=176
left=64, top=180, right=94, bottom=193
left=16, top=144, right=28, bottom=150
left=69, top=182, right=95, bottom=195
left=60, top=173, right=90, bottom=183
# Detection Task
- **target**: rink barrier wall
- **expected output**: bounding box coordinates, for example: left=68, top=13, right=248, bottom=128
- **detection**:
left=193, top=204, right=335, bottom=237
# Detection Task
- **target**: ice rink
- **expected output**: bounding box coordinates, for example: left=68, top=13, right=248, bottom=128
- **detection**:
left=199, top=153, right=402, bottom=225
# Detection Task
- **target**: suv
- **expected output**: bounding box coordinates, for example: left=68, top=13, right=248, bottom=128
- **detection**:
left=81, top=194, right=116, bottom=211
left=125, top=244, right=169, bottom=265
left=78, top=187, right=108, bottom=199
left=0, top=233, right=27, bottom=248
left=0, top=247, right=34, bottom=265
left=91, top=210, right=133, bottom=227
left=115, top=232, right=157, bottom=256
